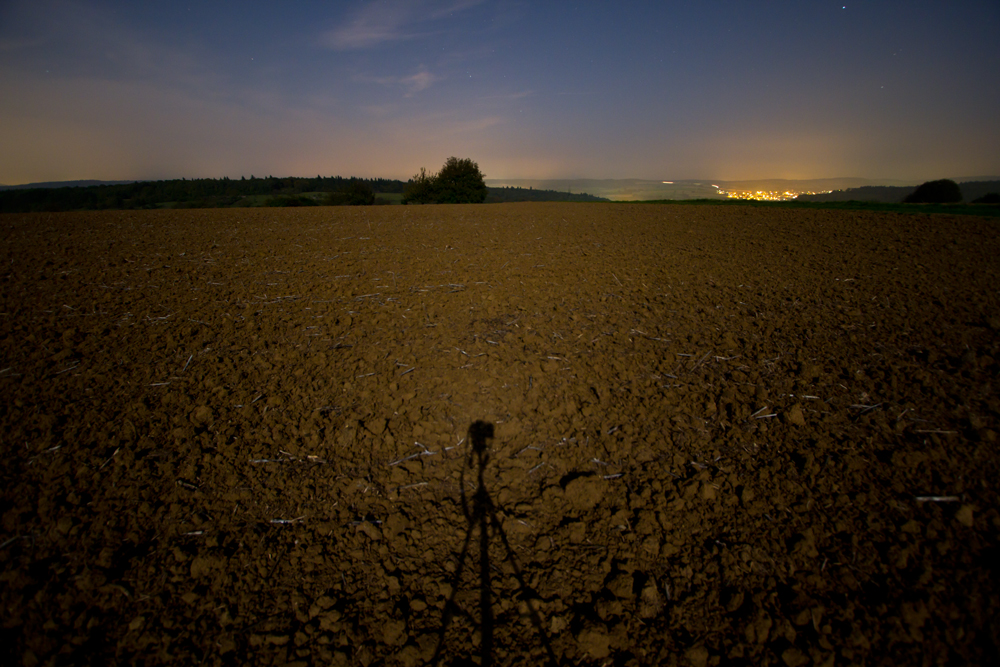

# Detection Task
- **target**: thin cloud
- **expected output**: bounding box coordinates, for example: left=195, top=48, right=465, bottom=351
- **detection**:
left=427, top=0, right=487, bottom=19
left=324, top=4, right=416, bottom=51
left=323, top=0, right=484, bottom=50
left=361, top=67, right=440, bottom=95
left=399, top=69, right=438, bottom=93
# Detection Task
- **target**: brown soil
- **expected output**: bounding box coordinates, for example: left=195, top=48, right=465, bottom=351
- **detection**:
left=1, top=203, right=998, bottom=666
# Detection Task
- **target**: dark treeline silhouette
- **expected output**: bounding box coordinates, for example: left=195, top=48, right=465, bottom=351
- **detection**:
left=0, top=180, right=136, bottom=191
left=0, top=176, right=407, bottom=213
left=0, top=174, right=611, bottom=212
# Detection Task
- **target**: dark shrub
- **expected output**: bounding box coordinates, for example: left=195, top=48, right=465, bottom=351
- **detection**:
left=264, top=195, right=318, bottom=207
left=402, top=167, right=437, bottom=205
left=344, top=180, right=376, bottom=206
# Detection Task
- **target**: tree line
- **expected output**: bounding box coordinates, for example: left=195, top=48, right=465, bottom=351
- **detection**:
left=0, top=157, right=608, bottom=212
left=0, top=175, right=407, bottom=213
left=485, top=186, right=606, bottom=203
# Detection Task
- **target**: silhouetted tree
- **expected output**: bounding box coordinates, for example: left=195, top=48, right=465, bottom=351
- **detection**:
left=435, top=157, right=487, bottom=203
left=904, top=179, right=963, bottom=203
left=402, top=158, right=487, bottom=204
left=972, top=192, right=1000, bottom=204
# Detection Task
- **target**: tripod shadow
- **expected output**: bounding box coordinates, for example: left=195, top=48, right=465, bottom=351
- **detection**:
left=432, top=420, right=559, bottom=667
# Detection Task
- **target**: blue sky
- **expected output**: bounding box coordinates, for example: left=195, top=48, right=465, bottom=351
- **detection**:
left=1, top=0, right=998, bottom=184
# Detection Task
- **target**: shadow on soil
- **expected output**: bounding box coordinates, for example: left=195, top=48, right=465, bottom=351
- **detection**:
left=432, top=420, right=559, bottom=667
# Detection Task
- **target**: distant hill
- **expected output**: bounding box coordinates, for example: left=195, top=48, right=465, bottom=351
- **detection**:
left=796, top=186, right=915, bottom=203
left=717, top=177, right=917, bottom=193
left=948, top=180, right=1000, bottom=202
left=797, top=179, right=1000, bottom=203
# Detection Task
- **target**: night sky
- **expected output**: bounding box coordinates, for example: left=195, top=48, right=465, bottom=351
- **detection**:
left=1, top=1, right=998, bottom=185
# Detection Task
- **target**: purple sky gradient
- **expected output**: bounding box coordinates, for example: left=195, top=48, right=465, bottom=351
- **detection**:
left=1, top=0, right=998, bottom=184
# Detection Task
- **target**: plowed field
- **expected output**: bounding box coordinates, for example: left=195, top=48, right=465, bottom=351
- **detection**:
left=2, top=203, right=998, bottom=666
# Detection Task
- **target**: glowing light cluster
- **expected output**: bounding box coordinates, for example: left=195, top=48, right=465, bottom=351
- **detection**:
left=716, top=189, right=833, bottom=201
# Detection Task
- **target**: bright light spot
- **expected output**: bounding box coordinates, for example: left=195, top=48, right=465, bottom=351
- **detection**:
left=662, top=181, right=673, bottom=184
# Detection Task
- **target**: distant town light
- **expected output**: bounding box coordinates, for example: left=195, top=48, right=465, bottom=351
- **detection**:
left=662, top=181, right=673, bottom=184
